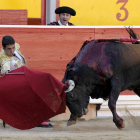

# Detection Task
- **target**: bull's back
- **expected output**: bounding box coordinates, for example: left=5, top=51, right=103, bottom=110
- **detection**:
left=76, top=41, right=140, bottom=69
left=75, top=41, right=140, bottom=81
left=102, top=42, right=140, bottom=90
left=116, top=43, right=140, bottom=69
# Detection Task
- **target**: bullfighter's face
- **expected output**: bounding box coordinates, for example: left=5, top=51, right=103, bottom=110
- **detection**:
left=3, top=44, right=15, bottom=57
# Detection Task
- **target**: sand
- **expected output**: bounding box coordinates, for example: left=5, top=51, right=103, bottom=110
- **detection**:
left=0, top=116, right=140, bottom=140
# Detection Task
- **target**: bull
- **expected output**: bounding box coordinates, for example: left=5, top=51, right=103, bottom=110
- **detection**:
left=62, top=28, right=140, bottom=129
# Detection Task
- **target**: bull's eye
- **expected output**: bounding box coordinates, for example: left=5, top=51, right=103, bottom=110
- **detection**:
left=69, top=93, right=74, bottom=100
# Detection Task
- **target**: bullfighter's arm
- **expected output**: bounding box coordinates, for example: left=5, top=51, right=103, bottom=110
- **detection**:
left=0, top=59, right=11, bottom=76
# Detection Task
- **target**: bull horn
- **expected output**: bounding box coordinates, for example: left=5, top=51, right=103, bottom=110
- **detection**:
left=65, top=80, right=75, bottom=93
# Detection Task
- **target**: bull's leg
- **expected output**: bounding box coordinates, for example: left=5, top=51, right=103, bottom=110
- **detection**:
left=133, top=87, right=140, bottom=97
left=108, top=77, right=125, bottom=129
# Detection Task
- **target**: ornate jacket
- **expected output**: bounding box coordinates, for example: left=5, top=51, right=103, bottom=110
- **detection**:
left=48, top=21, right=74, bottom=26
left=0, top=43, right=27, bottom=74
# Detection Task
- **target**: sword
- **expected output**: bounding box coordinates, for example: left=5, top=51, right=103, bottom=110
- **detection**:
left=6, top=72, right=25, bottom=75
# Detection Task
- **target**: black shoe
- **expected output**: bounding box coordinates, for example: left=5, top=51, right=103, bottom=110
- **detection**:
left=37, top=123, right=53, bottom=128
left=3, top=121, right=6, bottom=128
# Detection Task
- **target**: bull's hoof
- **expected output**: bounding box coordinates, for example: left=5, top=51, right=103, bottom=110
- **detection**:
left=67, top=120, right=76, bottom=126
left=115, top=119, right=125, bottom=129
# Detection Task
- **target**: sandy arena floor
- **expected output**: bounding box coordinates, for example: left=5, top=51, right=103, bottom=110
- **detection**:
left=0, top=116, right=140, bottom=140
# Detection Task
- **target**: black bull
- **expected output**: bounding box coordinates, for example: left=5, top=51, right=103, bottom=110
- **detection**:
left=62, top=32, right=140, bottom=129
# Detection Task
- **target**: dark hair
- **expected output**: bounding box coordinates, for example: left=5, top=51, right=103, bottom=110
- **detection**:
left=2, top=35, right=15, bottom=48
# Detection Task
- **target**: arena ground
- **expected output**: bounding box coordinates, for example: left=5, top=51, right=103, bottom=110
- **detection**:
left=0, top=116, right=140, bottom=140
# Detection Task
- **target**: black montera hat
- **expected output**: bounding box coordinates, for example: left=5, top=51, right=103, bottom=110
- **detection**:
left=55, top=6, right=76, bottom=16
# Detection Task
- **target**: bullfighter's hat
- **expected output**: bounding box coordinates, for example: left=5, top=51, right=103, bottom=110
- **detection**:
left=55, top=6, right=76, bottom=16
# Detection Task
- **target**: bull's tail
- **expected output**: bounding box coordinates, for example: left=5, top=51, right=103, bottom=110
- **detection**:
left=126, top=28, right=139, bottom=44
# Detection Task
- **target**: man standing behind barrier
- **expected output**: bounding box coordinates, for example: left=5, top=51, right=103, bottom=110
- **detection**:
left=48, top=6, right=76, bottom=26
left=0, top=35, right=53, bottom=128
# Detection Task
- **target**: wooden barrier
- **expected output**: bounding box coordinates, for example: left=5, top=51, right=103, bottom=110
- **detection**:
left=0, top=27, right=139, bottom=93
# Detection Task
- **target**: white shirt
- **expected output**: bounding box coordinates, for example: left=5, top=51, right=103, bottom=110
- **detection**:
left=58, top=20, right=68, bottom=26
left=14, top=50, right=24, bottom=63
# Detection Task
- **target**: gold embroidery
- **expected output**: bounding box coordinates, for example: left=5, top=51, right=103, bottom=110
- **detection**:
left=0, top=43, right=27, bottom=74
left=14, top=63, right=18, bottom=68
left=0, top=53, right=25, bottom=74
left=14, top=61, right=23, bottom=68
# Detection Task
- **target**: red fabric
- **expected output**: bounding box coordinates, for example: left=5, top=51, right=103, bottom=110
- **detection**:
left=0, top=66, right=66, bottom=130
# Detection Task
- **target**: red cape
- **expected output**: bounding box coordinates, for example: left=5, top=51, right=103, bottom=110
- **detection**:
left=0, top=66, right=66, bottom=130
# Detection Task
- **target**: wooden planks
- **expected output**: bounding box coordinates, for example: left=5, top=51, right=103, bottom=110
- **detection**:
left=0, top=10, right=27, bottom=25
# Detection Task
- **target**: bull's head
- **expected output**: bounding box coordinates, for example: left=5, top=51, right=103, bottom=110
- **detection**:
left=64, top=79, right=90, bottom=126
left=62, top=62, right=95, bottom=126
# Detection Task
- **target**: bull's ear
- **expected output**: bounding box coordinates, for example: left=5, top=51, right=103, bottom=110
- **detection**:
left=65, top=80, right=75, bottom=93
